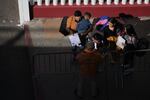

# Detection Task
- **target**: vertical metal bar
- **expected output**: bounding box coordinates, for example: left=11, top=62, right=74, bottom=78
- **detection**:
left=129, top=0, right=135, bottom=5
left=137, top=0, right=142, bottom=4
left=61, top=0, right=66, bottom=5
left=114, top=0, right=119, bottom=5
left=45, top=0, right=50, bottom=6
left=106, top=0, right=112, bottom=5
left=99, top=0, right=104, bottom=5
left=83, top=0, right=89, bottom=5
left=91, top=0, right=96, bottom=5
left=53, top=0, right=58, bottom=6
left=68, top=0, right=74, bottom=5
left=76, top=0, right=81, bottom=5
left=37, top=0, right=42, bottom=5
left=121, top=0, right=127, bottom=5
left=144, top=0, right=149, bottom=4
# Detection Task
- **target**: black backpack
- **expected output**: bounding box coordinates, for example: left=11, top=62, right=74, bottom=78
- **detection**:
left=135, top=38, right=149, bottom=57
left=59, top=16, right=69, bottom=36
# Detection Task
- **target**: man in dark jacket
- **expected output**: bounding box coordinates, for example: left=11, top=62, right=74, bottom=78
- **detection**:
left=75, top=42, right=103, bottom=98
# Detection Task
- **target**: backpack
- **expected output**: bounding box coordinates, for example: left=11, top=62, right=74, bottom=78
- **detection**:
left=59, top=16, right=69, bottom=36
left=95, top=16, right=110, bottom=31
left=135, top=38, right=149, bottom=57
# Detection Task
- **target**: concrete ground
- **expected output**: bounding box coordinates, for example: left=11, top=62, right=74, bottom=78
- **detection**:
left=26, top=17, right=150, bottom=47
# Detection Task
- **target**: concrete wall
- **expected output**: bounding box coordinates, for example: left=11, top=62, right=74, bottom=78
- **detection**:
left=0, top=0, right=19, bottom=25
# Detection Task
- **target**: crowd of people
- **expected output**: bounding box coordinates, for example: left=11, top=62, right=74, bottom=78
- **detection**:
left=64, top=10, right=138, bottom=65
left=59, top=10, right=144, bottom=99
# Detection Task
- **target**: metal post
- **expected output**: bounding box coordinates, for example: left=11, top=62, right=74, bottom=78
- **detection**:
left=53, top=0, right=58, bottom=6
left=144, top=0, right=149, bottom=4
left=129, top=0, right=135, bottom=5
left=121, top=0, right=127, bottom=5
left=18, top=0, right=30, bottom=25
left=106, top=0, right=112, bottom=5
left=91, top=0, right=96, bottom=5
left=84, top=0, right=89, bottom=5
left=99, top=0, right=104, bottom=5
left=37, top=0, right=42, bottom=6
left=114, top=0, right=119, bottom=5
left=45, top=0, right=50, bottom=6
left=68, top=0, right=74, bottom=5
left=61, top=0, right=66, bottom=5
left=76, top=0, right=81, bottom=5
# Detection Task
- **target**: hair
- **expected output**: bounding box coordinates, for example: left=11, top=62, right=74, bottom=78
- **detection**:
left=93, top=33, right=104, bottom=42
left=93, top=33, right=108, bottom=45
left=108, top=17, right=118, bottom=26
left=85, top=42, right=94, bottom=50
left=84, top=12, right=92, bottom=18
left=74, top=10, right=82, bottom=17
left=125, top=24, right=136, bottom=36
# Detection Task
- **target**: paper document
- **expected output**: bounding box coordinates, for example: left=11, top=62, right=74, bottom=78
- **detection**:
left=116, top=36, right=126, bottom=49
left=94, top=43, right=97, bottom=50
left=68, top=33, right=81, bottom=47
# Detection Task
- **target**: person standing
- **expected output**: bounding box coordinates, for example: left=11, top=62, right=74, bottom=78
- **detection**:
left=122, top=24, right=137, bottom=75
left=75, top=42, right=103, bottom=98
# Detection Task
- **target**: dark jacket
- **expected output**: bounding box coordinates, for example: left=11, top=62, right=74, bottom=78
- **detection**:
left=76, top=50, right=102, bottom=77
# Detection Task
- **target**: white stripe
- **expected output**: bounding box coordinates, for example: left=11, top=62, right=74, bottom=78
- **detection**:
left=84, top=0, right=89, bottom=5
left=68, top=0, right=73, bottom=5
left=76, top=0, right=81, bottom=5
left=45, top=0, right=50, bottom=6
left=99, top=0, right=104, bottom=5
left=137, top=0, right=142, bottom=4
left=129, top=0, right=135, bottom=5
left=122, top=0, right=127, bottom=5
left=61, top=0, right=66, bottom=5
left=144, top=0, right=149, bottom=4
left=91, top=0, right=96, bottom=5
left=18, top=0, right=30, bottom=25
left=114, top=0, right=119, bottom=5
left=106, top=0, right=112, bottom=5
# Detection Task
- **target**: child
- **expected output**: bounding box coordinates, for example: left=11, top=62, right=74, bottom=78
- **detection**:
left=77, top=12, right=92, bottom=46
left=77, top=12, right=92, bottom=35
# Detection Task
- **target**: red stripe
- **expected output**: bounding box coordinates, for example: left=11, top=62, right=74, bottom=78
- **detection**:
left=33, top=3, right=150, bottom=18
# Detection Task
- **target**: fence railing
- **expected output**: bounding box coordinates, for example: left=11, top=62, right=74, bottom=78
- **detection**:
left=31, top=49, right=150, bottom=88
left=30, top=0, right=149, bottom=6
left=31, top=49, right=150, bottom=74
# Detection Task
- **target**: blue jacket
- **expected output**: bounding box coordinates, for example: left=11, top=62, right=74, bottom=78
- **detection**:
left=77, top=19, right=91, bottom=34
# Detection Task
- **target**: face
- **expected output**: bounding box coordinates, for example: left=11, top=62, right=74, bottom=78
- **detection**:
left=74, top=16, right=81, bottom=22
left=125, top=27, right=127, bottom=33
left=108, top=22, right=114, bottom=27
left=84, top=15, right=90, bottom=20
left=92, top=37, right=100, bottom=44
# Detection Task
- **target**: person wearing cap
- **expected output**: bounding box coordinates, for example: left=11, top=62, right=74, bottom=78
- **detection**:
left=75, top=42, right=103, bottom=98
left=66, top=10, right=82, bottom=34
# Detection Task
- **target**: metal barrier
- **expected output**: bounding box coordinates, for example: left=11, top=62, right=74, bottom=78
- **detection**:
left=31, top=49, right=150, bottom=88
left=32, top=51, right=74, bottom=75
